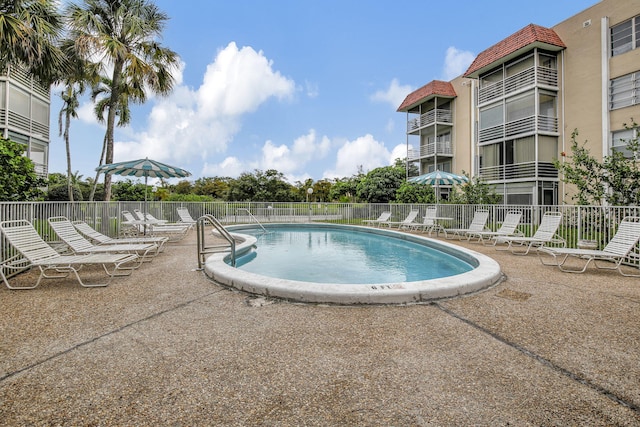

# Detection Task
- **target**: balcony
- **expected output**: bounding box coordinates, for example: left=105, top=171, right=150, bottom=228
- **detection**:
left=406, top=109, right=452, bottom=133
left=478, top=66, right=558, bottom=105
left=7, top=65, right=50, bottom=99
left=34, top=163, right=48, bottom=179
left=408, top=140, right=453, bottom=161
left=478, top=161, right=558, bottom=181
left=478, top=115, right=558, bottom=143
left=3, top=110, right=50, bottom=139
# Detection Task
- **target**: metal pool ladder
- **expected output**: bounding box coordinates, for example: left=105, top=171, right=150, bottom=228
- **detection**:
left=196, top=214, right=236, bottom=269
left=236, top=208, right=267, bottom=233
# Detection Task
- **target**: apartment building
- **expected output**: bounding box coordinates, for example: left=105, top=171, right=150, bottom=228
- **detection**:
left=0, top=65, right=51, bottom=178
left=398, top=0, right=640, bottom=205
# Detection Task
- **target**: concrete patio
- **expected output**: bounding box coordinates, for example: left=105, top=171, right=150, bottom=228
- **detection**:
left=1, top=228, right=639, bottom=426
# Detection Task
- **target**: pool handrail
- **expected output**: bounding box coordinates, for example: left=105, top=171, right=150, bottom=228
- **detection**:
left=236, top=208, right=268, bottom=233
left=197, top=214, right=236, bottom=269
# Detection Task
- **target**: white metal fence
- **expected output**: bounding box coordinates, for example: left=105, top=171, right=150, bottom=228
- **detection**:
left=2, top=201, right=639, bottom=280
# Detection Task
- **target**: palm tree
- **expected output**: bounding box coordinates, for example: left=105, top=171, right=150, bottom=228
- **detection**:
left=65, top=0, right=179, bottom=201
left=88, top=76, right=144, bottom=201
left=57, top=41, right=99, bottom=201
left=0, top=0, right=66, bottom=84
left=92, top=75, right=146, bottom=127
left=58, top=85, right=82, bottom=201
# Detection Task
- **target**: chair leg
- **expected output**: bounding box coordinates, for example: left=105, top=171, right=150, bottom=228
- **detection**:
left=42, top=265, right=109, bottom=288
left=557, top=256, right=593, bottom=273
left=70, top=267, right=110, bottom=287
left=593, top=259, right=640, bottom=277
left=1, top=266, right=40, bottom=289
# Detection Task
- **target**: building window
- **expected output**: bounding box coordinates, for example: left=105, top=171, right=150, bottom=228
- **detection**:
left=8, top=85, right=29, bottom=117
left=7, top=130, right=28, bottom=144
left=426, top=161, right=451, bottom=173
left=29, top=140, right=48, bottom=176
left=506, top=93, right=534, bottom=123
left=610, top=72, right=640, bottom=110
left=538, top=53, right=556, bottom=70
left=611, top=16, right=639, bottom=56
left=612, top=128, right=638, bottom=159
left=479, top=68, right=503, bottom=88
left=505, top=55, right=533, bottom=78
left=479, top=142, right=502, bottom=180
left=509, top=137, right=535, bottom=164
left=539, top=92, right=556, bottom=117
left=479, top=104, right=503, bottom=129
left=538, top=136, right=557, bottom=162
left=32, top=98, right=48, bottom=125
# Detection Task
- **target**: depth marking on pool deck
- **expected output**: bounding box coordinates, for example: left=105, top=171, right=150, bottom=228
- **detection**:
left=370, top=284, right=405, bottom=290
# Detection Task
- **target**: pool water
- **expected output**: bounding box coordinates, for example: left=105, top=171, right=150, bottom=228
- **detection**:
left=233, top=226, right=474, bottom=284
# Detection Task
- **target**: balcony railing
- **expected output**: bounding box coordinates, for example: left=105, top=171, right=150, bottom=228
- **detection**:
left=407, top=109, right=452, bottom=132
left=478, top=162, right=558, bottom=181
left=4, top=110, right=50, bottom=139
left=31, top=121, right=49, bottom=139
left=478, top=66, right=558, bottom=105
left=479, top=115, right=558, bottom=143
left=7, top=65, right=50, bottom=99
left=407, top=140, right=453, bottom=160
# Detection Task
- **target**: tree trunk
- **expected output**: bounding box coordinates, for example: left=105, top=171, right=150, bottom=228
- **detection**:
left=103, top=61, right=123, bottom=201
left=63, top=110, right=75, bottom=202
left=89, top=134, right=108, bottom=202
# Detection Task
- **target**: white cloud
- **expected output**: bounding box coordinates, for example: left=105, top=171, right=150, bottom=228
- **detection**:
left=255, top=129, right=331, bottom=175
left=370, top=78, right=414, bottom=109
left=441, top=46, right=475, bottom=80
left=201, top=129, right=332, bottom=180
left=111, top=42, right=296, bottom=165
left=77, top=102, right=102, bottom=126
left=202, top=156, right=244, bottom=178
left=197, top=42, right=294, bottom=117
left=323, top=134, right=391, bottom=179
left=389, top=144, right=408, bottom=164
left=305, top=80, right=319, bottom=98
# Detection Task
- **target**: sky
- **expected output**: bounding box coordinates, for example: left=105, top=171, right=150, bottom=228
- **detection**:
left=48, top=0, right=599, bottom=186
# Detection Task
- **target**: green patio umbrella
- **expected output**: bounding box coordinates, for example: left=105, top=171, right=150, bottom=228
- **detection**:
left=96, top=157, right=192, bottom=204
left=408, top=170, right=469, bottom=200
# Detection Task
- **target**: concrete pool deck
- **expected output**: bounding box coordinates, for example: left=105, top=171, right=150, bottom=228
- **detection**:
left=1, top=228, right=639, bottom=425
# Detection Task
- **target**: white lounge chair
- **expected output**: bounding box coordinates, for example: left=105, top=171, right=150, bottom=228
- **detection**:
left=48, top=216, right=158, bottom=263
left=176, top=207, right=197, bottom=228
left=405, top=207, right=438, bottom=233
left=384, top=210, right=420, bottom=229
left=362, top=211, right=392, bottom=227
left=538, top=216, right=640, bottom=275
left=73, top=221, right=169, bottom=253
left=0, top=220, right=139, bottom=289
left=494, top=211, right=565, bottom=255
left=444, top=209, right=490, bottom=240
left=122, top=210, right=190, bottom=242
left=467, top=211, right=523, bottom=245
left=134, top=209, right=168, bottom=225
left=137, top=209, right=194, bottom=231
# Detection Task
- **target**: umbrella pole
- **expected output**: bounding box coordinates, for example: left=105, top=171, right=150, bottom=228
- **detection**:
left=144, top=175, right=148, bottom=235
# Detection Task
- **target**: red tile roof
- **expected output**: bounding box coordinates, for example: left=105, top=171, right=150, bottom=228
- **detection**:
left=396, top=80, right=456, bottom=112
left=464, top=24, right=566, bottom=77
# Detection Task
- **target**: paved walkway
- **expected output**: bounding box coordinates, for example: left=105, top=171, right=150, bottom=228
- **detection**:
left=1, top=229, right=639, bottom=426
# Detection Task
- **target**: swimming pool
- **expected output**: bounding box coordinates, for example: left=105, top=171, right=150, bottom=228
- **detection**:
left=233, top=226, right=474, bottom=283
left=203, top=223, right=502, bottom=305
